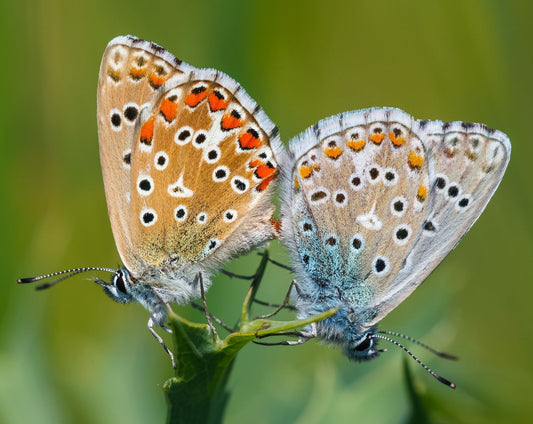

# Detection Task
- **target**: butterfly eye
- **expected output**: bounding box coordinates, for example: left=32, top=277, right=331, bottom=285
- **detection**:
left=355, top=335, right=373, bottom=352
left=114, top=274, right=128, bottom=294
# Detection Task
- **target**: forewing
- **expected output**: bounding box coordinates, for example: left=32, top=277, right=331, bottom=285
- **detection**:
left=282, top=108, right=432, bottom=312
left=97, top=36, right=190, bottom=273
left=366, top=119, right=510, bottom=324
left=129, top=70, right=280, bottom=268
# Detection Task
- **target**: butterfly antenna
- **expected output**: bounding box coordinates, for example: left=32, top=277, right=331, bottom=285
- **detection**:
left=372, top=334, right=456, bottom=389
left=378, top=330, right=458, bottom=360
left=17, top=267, right=117, bottom=290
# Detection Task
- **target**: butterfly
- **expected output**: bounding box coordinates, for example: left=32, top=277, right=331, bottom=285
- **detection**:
left=279, top=107, right=510, bottom=386
left=18, top=35, right=283, bottom=363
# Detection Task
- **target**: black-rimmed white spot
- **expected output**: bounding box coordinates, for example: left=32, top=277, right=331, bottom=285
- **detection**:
left=434, top=174, right=448, bottom=191
left=373, top=256, right=390, bottom=275
left=231, top=176, right=249, bottom=193
left=323, top=234, right=339, bottom=248
left=154, top=151, right=169, bottom=170
left=367, top=164, right=382, bottom=184
left=333, top=189, right=348, bottom=208
left=391, top=196, right=407, bottom=217
left=168, top=174, right=194, bottom=198
left=213, top=166, right=229, bottom=182
left=447, top=183, right=461, bottom=200
left=455, top=194, right=472, bottom=211
left=110, top=108, right=122, bottom=131
left=175, top=126, right=193, bottom=145
left=423, top=220, right=438, bottom=236
left=350, top=234, right=365, bottom=253
left=204, top=146, right=221, bottom=164
left=300, top=220, right=315, bottom=233
left=193, top=130, right=208, bottom=148
left=123, top=102, right=139, bottom=124
left=223, top=209, right=237, bottom=223
left=174, top=205, right=188, bottom=222
left=122, top=149, right=131, bottom=169
left=349, top=172, right=364, bottom=191
left=393, top=224, right=412, bottom=245
left=140, top=207, right=157, bottom=226
left=205, top=238, right=221, bottom=253
left=308, top=187, right=330, bottom=205
left=137, top=174, right=154, bottom=196
left=197, top=212, right=207, bottom=224
left=383, top=167, right=398, bottom=186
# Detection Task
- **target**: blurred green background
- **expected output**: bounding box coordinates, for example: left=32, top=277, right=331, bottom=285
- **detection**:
left=2, top=0, right=531, bottom=423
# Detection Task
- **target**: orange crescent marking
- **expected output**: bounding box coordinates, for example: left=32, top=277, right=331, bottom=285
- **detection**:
left=185, top=91, right=208, bottom=107
left=347, top=139, right=365, bottom=151
left=299, top=166, right=313, bottom=178
left=369, top=133, right=385, bottom=144
left=256, top=173, right=276, bottom=192
left=140, top=117, right=155, bottom=144
left=239, top=132, right=262, bottom=149
left=208, top=91, right=229, bottom=111
left=256, top=164, right=276, bottom=179
left=389, top=132, right=406, bottom=147
left=160, top=98, right=178, bottom=122
left=221, top=115, right=243, bottom=130
left=408, top=151, right=424, bottom=169
left=324, top=146, right=343, bottom=159
left=150, top=73, right=165, bottom=88
left=417, top=185, right=427, bottom=201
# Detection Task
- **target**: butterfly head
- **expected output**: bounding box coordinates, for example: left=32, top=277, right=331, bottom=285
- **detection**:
left=99, top=268, right=135, bottom=304
left=343, top=330, right=383, bottom=362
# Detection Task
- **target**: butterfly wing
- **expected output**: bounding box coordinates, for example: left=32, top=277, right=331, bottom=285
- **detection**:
left=365, top=119, right=510, bottom=325
left=128, top=71, right=281, bottom=272
left=97, top=36, right=190, bottom=273
left=98, top=36, right=282, bottom=283
left=281, top=108, right=509, bottom=330
left=281, top=108, right=434, bottom=321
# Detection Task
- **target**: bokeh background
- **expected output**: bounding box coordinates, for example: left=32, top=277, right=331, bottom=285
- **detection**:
left=2, top=1, right=531, bottom=423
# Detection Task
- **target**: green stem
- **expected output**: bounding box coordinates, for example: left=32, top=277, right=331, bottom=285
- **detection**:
left=163, top=251, right=338, bottom=424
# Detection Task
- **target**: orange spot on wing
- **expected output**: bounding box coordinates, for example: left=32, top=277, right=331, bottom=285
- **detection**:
left=208, top=91, right=229, bottom=111
left=249, top=159, right=262, bottom=168
left=149, top=73, right=165, bottom=88
left=324, top=146, right=343, bottom=159
left=185, top=91, right=208, bottom=107
left=256, top=173, right=276, bottom=192
left=140, top=117, right=155, bottom=144
left=221, top=114, right=243, bottom=130
left=347, top=139, right=365, bottom=151
left=239, top=132, right=262, bottom=149
left=256, top=164, right=276, bottom=179
left=408, top=151, right=424, bottom=170
left=369, top=133, right=385, bottom=144
left=160, top=98, right=178, bottom=122
left=130, top=67, right=145, bottom=80
left=299, top=166, right=313, bottom=178
left=389, top=132, right=405, bottom=147
left=107, top=68, right=121, bottom=82
left=294, top=176, right=300, bottom=188
left=417, top=185, right=427, bottom=201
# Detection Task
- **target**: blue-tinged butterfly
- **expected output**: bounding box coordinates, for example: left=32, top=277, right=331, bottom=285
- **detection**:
left=279, top=107, right=510, bottom=387
left=18, top=36, right=283, bottom=365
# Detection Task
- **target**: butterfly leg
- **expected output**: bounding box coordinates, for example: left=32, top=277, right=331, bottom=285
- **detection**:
left=253, top=323, right=317, bottom=346
left=198, top=273, right=218, bottom=339
left=255, top=280, right=297, bottom=319
left=148, top=315, right=176, bottom=369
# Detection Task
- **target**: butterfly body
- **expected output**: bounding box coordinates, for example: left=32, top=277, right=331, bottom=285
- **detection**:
left=96, top=36, right=283, bottom=324
left=280, top=107, right=510, bottom=360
